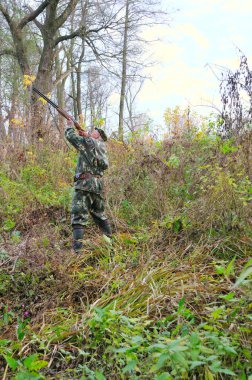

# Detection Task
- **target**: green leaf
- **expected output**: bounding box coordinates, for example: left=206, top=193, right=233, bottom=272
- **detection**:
left=217, top=368, right=236, bottom=376
left=223, top=345, right=237, bottom=355
left=239, top=373, right=247, bottom=380
left=95, top=371, right=106, bottom=380
left=4, top=355, right=19, bottom=370
left=169, top=343, right=187, bottom=352
left=215, top=265, right=224, bottom=274
left=234, top=265, right=252, bottom=287
left=156, top=353, right=170, bottom=369
left=167, top=154, right=180, bottom=168
left=4, top=355, right=18, bottom=370
left=149, top=343, right=167, bottom=350
left=224, top=257, right=236, bottom=277
left=190, top=361, right=206, bottom=370
left=209, top=361, right=222, bottom=373
left=0, top=339, right=11, bottom=346
left=156, top=373, right=172, bottom=380
left=178, top=297, right=185, bottom=310
left=27, top=360, right=48, bottom=371
left=23, top=354, right=38, bottom=370
left=17, top=323, right=25, bottom=341
left=23, top=354, right=48, bottom=371
left=219, top=292, right=235, bottom=301
left=122, top=360, right=137, bottom=373
left=170, top=352, right=187, bottom=367
left=189, top=332, right=200, bottom=346
left=205, top=368, right=215, bottom=380
left=14, top=371, right=42, bottom=380
left=131, top=335, right=143, bottom=343
left=3, top=218, right=16, bottom=231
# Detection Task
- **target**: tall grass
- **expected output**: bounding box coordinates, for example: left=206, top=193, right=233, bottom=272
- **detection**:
left=0, top=128, right=251, bottom=379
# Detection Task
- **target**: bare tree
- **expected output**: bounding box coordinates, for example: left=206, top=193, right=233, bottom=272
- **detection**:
left=82, top=66, right=112, bottom=129
left=0, top=0, right=125, bottom=140
left=117, top=0, right=167, bottom=140
left=219, top=54, right=252, bottom=136
left=125, top=75, right=144, bottom=132
left=118, top=0, right=130, bottom=140
left=0, top=56, right=7, bottom=140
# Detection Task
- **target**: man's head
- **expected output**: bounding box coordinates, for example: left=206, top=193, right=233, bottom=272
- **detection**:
left=90, top=129, right=101, bottom=139
left=94, top=127, right=108, bottom=141
left=78, top=129, right=101, bottom=139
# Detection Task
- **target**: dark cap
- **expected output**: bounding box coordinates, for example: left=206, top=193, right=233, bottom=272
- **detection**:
left=95, top=127, right=108, bottom=141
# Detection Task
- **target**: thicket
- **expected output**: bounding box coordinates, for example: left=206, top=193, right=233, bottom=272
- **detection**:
left=0, top=124, right=252, bottom=379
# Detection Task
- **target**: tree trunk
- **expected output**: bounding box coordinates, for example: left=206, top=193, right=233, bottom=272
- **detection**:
left=31, top=29, right=57, bottom=140
left=76, top=41, right=85, bottom=118
left=118, top=0, right=130, bottom=141
left=71, top=71, right=78, bottom=121
left=0, top=57, right=7, bottom=140
left=55, top=50, right=67, bottom=131
left=76, top=0, right=88, bottom=120
left=10, top=23, right=31, bottom=75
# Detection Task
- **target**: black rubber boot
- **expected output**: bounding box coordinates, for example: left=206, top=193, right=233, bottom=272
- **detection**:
left=73, top=225, right=84, bottom=253
left=92, top=216, right=112, bottom=237
left=100, top=219, right=112, bottom=237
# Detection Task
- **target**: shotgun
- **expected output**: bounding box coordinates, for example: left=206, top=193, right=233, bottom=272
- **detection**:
left=32, top=86, right=85, bottom=134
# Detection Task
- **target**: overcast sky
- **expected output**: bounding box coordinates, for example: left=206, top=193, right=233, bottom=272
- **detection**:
left=109, top=0, right=252, bottom=129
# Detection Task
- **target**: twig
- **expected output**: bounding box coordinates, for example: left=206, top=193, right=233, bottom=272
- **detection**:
left=2, top=364, right=9, bottom=380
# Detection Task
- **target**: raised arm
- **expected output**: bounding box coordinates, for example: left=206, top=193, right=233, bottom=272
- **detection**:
left=65, top=120, right=91, bottom=151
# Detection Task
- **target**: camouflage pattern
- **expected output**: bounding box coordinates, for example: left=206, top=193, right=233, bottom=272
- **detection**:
left=71, top=189, right=107, bottom=226
left=65, top=126, right=109, bottom=226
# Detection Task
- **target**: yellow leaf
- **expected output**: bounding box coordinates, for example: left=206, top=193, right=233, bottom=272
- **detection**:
left=37, top=93, right=51, bottom=105
left=23, top=74, right=36, bottom=88
left=10, top=118, right=25, bottom=128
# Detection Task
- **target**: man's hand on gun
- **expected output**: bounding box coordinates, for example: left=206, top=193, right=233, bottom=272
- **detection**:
left=67, top=118, right=89, bottom=137
left=32, top=87, right=87, bottom=137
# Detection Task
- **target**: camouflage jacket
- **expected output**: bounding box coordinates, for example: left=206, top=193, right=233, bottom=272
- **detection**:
left=65, top=126, right=109, bottom=193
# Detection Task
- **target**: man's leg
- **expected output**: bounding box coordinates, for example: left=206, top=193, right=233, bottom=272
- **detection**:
left=72, top=225, right=84, bottom=252
left=90, top=193, right=112, bottom=237
left=92, top=214, right=112, bottom=237
left=71, top=190, right=90, bottom=252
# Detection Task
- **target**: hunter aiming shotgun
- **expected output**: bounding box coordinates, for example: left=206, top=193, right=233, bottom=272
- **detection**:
left=32, top=86, right=85, bottom=135
left=32, top=86, right=112, bottom=253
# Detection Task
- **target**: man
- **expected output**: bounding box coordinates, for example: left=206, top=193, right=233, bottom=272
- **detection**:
left=65, top=119, right=112, bottom=252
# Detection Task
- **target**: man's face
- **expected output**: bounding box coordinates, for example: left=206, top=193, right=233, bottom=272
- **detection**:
left=90, top=130, right=100, bottom=139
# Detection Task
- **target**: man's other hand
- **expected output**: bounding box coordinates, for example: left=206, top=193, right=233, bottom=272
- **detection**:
left=78, top=130, right=90, bottom=138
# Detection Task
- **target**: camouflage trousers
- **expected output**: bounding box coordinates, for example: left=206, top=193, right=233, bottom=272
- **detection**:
left=71, top=189, right=107, bottom=227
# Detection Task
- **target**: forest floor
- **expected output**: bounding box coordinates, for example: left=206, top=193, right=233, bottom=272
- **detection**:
left=0, top=136, right=252, bottom=379
left=1, top=206, right=251, bottom=380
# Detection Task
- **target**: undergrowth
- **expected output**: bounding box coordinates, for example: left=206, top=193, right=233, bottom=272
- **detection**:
left=0, top=129, right=251, bottom=379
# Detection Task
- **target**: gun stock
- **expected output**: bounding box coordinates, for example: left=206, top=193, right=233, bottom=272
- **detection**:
left=56, top=107, right=81, bottom=130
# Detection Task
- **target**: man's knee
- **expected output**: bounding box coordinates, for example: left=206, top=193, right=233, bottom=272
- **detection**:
left=71, top=192, right=89, bottom=226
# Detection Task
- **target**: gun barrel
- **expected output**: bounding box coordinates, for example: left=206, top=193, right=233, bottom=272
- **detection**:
left=32, top=86, right=59, bottom=109
left=32, top=86, right=82, bottom=130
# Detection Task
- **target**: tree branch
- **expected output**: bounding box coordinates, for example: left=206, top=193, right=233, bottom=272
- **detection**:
left=53, top=68, right=73, bottom=87
left=54, top=22, right=114, bottom=47
left=18, top=0, right=51, bottom=29
left=54, top=0, right=79, bottom=30
left=54, top=26, right=86, bottom=46
left=24, top=6, right=44, bottom=33
left=0, top=4, right=12, bottom=26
